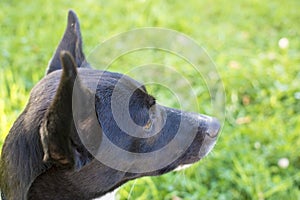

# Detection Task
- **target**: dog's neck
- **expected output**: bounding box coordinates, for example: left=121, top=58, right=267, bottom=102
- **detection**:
left=28, top=159, right=137, bottom=199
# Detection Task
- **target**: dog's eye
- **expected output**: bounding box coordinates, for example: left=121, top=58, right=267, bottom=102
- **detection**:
left=144, top=120, right=152, bottom=130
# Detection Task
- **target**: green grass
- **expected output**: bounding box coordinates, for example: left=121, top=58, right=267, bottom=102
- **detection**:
left=1, top=0, right=300, bottom=199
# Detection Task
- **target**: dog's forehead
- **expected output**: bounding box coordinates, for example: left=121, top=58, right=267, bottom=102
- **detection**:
left=78, top=68, right=146, bottom=93
left=32, top=68, right=145, bottom=97
left=28, top=68, right=147, bottom=115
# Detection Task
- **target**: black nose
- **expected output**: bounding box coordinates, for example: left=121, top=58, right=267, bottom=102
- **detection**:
left=205, top=117, right=220, bottom=138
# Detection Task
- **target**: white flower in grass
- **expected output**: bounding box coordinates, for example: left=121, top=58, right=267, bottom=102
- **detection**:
left=278, top=158, right=289, bottom=169
left=278, top=38, right=289, bottom=49
left=254, top=142, right=261, bottom=149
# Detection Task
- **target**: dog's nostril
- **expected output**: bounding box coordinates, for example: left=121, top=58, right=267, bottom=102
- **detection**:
left=206, top=117, right=221, bottom=138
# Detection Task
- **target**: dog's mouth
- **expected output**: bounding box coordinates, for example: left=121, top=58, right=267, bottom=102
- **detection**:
left=178, top=116, right=220, bottom=167
left=162, top=118, right=220, bottom=173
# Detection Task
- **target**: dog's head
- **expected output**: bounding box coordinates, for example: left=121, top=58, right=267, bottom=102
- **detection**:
left=1, top=10, right=221, bottom=199
left=40, top=10, right=220, bottom=173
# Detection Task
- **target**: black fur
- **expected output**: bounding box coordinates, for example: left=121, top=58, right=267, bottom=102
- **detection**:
left=0, top=10, right=220, bottom=200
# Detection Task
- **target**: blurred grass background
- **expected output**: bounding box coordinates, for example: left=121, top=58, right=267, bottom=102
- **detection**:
left=1, top=0, right=300, bottom=199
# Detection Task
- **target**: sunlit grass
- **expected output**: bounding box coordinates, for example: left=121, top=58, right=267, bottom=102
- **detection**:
left=1, top=0, right=300, bottom=199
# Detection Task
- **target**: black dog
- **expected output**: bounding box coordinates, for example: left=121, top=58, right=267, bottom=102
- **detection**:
left=0, top=11, right=220, bottom=200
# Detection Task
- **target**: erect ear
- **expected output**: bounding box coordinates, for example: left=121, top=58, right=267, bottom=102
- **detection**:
left=40, top=51, right=79, bottom=168
left=46, top=10, right=89, bottom=75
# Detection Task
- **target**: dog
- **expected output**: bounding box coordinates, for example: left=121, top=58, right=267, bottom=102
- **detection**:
left=0, top=10, right=220, bottom=200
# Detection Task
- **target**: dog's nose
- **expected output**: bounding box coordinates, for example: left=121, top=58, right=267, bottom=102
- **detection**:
left=205, top=117, right=220, bottom=138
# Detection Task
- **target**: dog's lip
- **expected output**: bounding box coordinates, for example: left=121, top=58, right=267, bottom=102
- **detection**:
left=205, top=117, right=221, bottom=138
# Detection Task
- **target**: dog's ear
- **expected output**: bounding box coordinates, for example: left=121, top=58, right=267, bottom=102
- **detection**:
left=46, top=10, right=88, bottom=75
left=40, top=51, right=79, bottom=168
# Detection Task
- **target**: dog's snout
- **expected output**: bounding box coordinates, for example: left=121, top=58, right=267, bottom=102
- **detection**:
left=205, top=117, right=220, bottom=138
